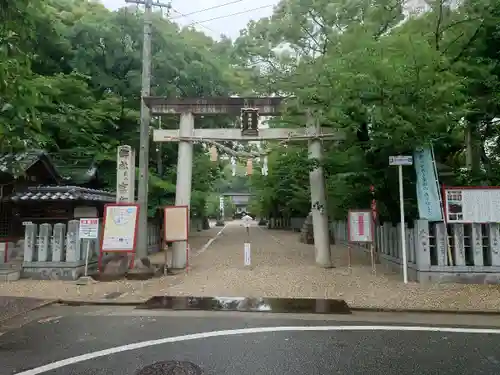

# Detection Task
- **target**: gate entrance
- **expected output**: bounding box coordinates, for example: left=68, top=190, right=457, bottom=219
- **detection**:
left=143, top=96, right=344, bottom=270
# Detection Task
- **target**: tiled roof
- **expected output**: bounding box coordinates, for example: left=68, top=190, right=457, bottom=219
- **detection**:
left=0, top=150, right=101, bottom=184
left=8, top=186, right=115, bottom=202
left=0, top=150, right=53, bottom=177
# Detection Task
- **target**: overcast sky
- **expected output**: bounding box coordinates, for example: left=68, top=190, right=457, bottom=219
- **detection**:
left=100, top=0, right=278, bottom=40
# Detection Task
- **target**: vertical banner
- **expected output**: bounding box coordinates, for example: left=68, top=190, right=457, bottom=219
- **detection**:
left=414, top=147, right=443, bottom=221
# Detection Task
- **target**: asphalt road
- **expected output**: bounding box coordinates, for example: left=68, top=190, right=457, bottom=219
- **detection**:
left=2, top=306, right=500, bottom=375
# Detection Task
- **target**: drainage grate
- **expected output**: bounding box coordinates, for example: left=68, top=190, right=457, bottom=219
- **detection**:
left=135, top=361, right=203, bottom=375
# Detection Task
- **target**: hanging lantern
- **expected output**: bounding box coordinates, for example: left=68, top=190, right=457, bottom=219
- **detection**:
left=246, top=159, right=253, bottom=175
left=262, top=156, right=268, bottom=176
left=231, top=157, right=236, bottom=176
left=209, top=146, right=218, bottom=162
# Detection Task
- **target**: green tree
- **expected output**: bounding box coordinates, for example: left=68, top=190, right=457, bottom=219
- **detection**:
left=238, top=0, right=500, bottom=221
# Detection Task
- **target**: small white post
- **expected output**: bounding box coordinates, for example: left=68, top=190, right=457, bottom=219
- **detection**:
left=244, top=242, right=251, bottom=267
left=84, top=241, right=91, bottom=277
left=389, top=155, right=413, bottom=284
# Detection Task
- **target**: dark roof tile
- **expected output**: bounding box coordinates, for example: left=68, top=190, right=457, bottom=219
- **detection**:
left=7, top=186, right=115, bottom=203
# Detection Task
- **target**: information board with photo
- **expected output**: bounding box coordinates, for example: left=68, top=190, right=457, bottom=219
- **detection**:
left=444, top=187, right=500, bottom=223
left=101, top=204, right=139, bottom=251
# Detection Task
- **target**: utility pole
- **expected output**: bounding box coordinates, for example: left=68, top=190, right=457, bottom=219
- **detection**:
left=125, top=0, right=171, bottom=268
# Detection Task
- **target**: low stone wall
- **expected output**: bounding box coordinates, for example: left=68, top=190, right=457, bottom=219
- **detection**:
left=20, top=220, right=161, bottom=280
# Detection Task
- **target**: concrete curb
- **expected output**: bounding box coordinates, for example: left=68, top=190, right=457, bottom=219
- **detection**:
left=0, top=299, right=59, bottom=325
left=350, top=307, right=500, bottom=316
left=54, top=299, right=500, bottom=316
left=56, top=299, right=144, bottom=307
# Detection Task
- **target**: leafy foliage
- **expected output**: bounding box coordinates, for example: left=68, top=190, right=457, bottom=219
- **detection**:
left=5, top=0, right=500, bottom=223
left=1, top=0, right=242, bottom=217
left=237, top=0, right=500, bottom=221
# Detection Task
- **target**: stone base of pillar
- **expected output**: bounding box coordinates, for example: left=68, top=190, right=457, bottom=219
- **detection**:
left=127, top=257, right=156, bottom=280
left=23, top=260, right=97, bottom=281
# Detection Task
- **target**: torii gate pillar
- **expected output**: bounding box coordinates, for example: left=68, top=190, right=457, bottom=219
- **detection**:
left=307, top=113, right=332, bottom=267
left=172, top=112, right=194, bottom=268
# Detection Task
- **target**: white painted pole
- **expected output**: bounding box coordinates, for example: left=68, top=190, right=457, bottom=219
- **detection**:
left=398, top=164, right=408, bottom=284
left=84, top=241, right=90, bottom=277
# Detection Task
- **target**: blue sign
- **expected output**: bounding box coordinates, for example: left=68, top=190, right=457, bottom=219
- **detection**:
left=414, top=147, right=443, bottom=221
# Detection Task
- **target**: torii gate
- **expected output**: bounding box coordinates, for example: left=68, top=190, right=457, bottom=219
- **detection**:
left=143, top=97, right=345, bottom=269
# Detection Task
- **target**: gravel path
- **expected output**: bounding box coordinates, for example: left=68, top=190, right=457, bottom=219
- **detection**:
left=1, top=222, right=500, bottom=312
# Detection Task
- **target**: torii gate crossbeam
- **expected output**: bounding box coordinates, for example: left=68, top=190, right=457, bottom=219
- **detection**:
left=144, top=96, right=345, bottom=270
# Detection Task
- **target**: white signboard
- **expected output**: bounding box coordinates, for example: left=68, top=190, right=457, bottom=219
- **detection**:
left=79, top=218, right=99, bottom=239
left=164, top=206, right=189, bottom=242
left=102, top=205, right=138, bottom=251
left=244, top=242, right=251, bottom=266
left=116, top=145, right=136, bottom=203
left=348, top=210, right=373, bottom=243
left=445, top=188, right=500, bottom=223
left=389, top=155, right=413, bottom=166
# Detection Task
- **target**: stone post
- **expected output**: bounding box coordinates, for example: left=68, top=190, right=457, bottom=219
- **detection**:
left=51, top=223, right=66, bottom=262
left=37, top=223, right=52, bottom=262
left=65, top=220, right=81, bottom=262
left=452, top=224, right=466, bottom=266
left=471, top=223, right=483, bottom=266
left=414, top=219, right=430, bottom=270
left=488, top=223, right=500, bottom=265
left=434, top=222, right=447, bottom=266
left=23, top=223, right=37, bottom=262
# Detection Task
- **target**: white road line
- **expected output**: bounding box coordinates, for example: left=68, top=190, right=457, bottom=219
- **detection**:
left=192, top=224, right=227, bottom=257
left=15, top=325, right=500, bottom=375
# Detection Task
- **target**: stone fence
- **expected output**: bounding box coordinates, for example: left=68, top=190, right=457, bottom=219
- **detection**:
left=0, top=220, right=161, bottom=280
left=267, top=217, right=305, bottom=231
left=332, top=220, right=500, bottom=284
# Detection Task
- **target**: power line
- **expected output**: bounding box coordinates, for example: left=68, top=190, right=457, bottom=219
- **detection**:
left=170, top=7, right=218, bottom=34
left=186, top=4, right=273, bottom=26
left=170, top=0, right=245, bottom=19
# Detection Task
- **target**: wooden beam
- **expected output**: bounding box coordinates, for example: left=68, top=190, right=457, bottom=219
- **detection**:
left=144, top=97, right=285, bottom=116
left=153, top=127, right=345, bottom=142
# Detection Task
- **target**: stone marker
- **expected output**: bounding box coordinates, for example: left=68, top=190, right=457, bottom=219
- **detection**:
left=65, top=220, right=80, bottom=262
left=52, top=223, right=66, bottom=262
left=23, top=223, right=37, bottom=262
left=37, top=223, right=52, bottom=262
